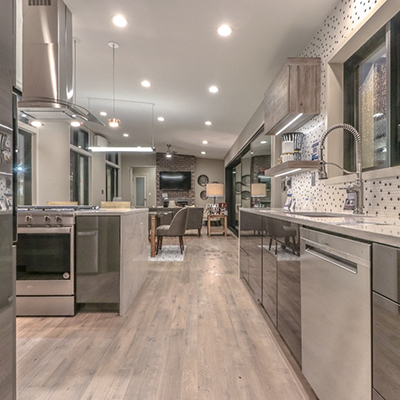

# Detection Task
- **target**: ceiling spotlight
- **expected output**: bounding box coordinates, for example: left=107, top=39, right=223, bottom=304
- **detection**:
left=157, top=116, right=165, bottom=122
left=201, top=151, right=206, bottom=155
left=209, top=86, right=219, bottom=93
left=123, top=133, right=129, bottom=137
left=31, top=120, right=43, bottom=128
left=205, top=121, right=212, bottom=126
left=70, top=121, right=82, bottom=127
left=21, top=113, right=27, bottom=117
left=202, top=140, right=208, bottom=144
left=112, top=15, right=128, bottom=27
left=217, top=25, right=233, bottom=36
left=100, top=111, right=107, bottom=116
left=141, top=80, right=151, bottom=87
left=260, top=140, right=267, bottom=144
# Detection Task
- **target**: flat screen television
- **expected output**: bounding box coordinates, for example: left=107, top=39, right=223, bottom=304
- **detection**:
left=160, top=171, right=191, bottom=191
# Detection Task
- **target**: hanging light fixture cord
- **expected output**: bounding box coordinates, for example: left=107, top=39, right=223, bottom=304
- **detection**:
left=112, top=44, right=116, bottom=118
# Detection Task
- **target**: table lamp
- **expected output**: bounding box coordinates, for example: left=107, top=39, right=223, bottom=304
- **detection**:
left=206, top=183, right=224, bottom=214
left=251, top=183, right=266, bottom=208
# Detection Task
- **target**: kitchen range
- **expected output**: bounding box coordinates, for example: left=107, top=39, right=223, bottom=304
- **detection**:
left=16, top=205, right=97, bottom=316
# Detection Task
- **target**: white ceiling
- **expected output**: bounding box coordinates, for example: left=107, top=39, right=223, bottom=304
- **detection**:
left=65, top=0, right=339, bottom=159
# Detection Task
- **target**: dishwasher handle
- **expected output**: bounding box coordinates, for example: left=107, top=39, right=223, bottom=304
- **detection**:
left=305, top=246, right=358, bottom=274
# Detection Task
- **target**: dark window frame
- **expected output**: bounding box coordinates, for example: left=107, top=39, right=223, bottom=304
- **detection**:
left=106, top=164, right=119, bottom=201
left=70, top=150, right=89, bottom=205
left=344, top=12, right=400, bottom=171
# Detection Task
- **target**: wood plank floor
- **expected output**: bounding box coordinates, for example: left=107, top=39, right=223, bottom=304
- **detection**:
left=17, top=228, right=315, bottom=400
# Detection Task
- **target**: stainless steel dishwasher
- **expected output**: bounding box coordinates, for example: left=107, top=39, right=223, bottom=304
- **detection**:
left=300, top=228, right=371, bottom=400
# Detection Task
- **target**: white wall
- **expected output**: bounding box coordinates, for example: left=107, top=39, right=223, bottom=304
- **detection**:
left=194, top=158, right=225, bottom=207
left=92, top=153, right=106, bottom=205
left=35, top=122, right=70, bottom=205
left=120, top=153, right=157, bottom=204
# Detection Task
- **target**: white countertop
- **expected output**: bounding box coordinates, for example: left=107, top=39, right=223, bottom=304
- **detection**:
left=241, top=208, right=400, bottom=248
left=75, top=208, right=148, bottom=216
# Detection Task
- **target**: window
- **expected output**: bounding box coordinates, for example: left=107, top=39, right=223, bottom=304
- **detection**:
left=106, top=152, right=118, bottom=165
left=16, top=130, right=32, bottom=205
left=70, top=127, right=89, bottom=150
left=70, top=150, right=89, bottom=205
left=106, top=165, right=118, bottom=201
left=344, top=12, right=400, bottom=171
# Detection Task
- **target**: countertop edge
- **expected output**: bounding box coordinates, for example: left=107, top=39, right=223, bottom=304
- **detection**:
left=240, top=208, right=400, bottom=248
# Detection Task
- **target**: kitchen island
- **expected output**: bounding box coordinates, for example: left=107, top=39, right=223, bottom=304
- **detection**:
left=75, top=208, right=148, bottom=316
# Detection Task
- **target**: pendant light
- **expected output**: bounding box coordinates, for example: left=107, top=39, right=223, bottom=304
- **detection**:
left=107, top=41, right=121, bottom=128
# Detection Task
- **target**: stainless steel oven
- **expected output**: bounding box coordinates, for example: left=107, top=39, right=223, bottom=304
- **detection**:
left=16, top=208, right=76, bottom=316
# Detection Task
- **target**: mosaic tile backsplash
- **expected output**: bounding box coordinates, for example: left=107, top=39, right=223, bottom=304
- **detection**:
left=290, top=0, right=399, bottom=217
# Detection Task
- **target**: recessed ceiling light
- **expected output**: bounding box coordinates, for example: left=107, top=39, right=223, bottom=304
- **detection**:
left=141, top=80, right=151, bottom=87
left=202, top=140, right=208, bottom=144
left=70, top=121, right=82, bottom=127
left=31, top=120, right=43, bottom=128
left=260, top=140, right=267, bottom=144
left=112, top=15, right=128, bottom=27
left=71, top=114, right=77, bottom=118
left=201, top=151, right=206, bottom=155
left=123, top=133, right=129, bottom=137
left=209, top=86, right=219, bottom=93
left=100, top=111, right=107, bottom=116
left=21, top=113, right=27, bottom=117
left=157, top=117, right=165, bottom=122
left=205, top=121, right=212, bottom=126
left=217, top=25, right=233, bottom=36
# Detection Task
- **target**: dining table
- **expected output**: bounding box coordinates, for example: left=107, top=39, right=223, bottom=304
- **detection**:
left=148, top=211, right=173, bottom=257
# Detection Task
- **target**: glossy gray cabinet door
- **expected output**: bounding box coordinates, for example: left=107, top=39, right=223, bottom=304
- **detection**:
left=373, top=292, right=400, bottom=400
left=247, top=214, right=263, bottom=301
left=277, top=249, right=301, bottom=365
left=262, top=245, right=277, bottom=326
left=76, top=216, right=120, bottom=304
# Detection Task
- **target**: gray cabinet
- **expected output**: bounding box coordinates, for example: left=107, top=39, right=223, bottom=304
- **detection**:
left=240, top=211, right=262, bottom=301
left=239, top=211, right=301, bottom=366
left=76, top=216, right=120, bottom=305
left=262, top=220, right=277, bottom=326
left=263, top=58, right=321, bottom=136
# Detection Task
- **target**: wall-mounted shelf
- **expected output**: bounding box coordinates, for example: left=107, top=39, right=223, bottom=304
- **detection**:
left=264, top=57, right=321, bottom=136
left=264, top=160, right=319, bottom=177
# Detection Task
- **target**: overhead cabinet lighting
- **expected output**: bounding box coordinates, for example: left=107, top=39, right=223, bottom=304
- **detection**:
left=89, top=147, right=155, bottom=153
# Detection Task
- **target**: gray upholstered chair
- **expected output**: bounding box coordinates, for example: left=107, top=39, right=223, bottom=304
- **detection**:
left=265, top=218, right=297, bottom=253
left=156, top=207, right=189, bottom=254
left=186, top=207, right=204, bottom=236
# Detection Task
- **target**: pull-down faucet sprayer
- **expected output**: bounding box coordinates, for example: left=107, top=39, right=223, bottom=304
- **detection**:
left=318, top=123, right=364, bottom=214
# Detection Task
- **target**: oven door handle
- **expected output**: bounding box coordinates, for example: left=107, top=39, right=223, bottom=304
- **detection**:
left=18, top=227, right=72, bottom=234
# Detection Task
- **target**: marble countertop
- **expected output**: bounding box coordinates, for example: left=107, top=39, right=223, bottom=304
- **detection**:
left=76, top=208, right=148, bottom=216
left=241, top=208, right=400, bottom=248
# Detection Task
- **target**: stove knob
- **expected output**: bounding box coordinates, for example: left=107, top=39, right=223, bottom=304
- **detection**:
left=56, top=215, right=63, bottom=223
left=44, top=215, right=51, bottom=222
left=25, top=215, right=32, bottom=222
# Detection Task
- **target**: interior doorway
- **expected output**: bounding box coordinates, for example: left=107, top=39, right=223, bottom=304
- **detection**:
left=131, top=174, right=147, bottom=207
left=130, top=166, right=156, bottom=207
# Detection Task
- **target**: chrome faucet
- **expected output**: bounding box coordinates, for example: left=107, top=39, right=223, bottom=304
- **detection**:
left=318, top=123, right=364, bottom=214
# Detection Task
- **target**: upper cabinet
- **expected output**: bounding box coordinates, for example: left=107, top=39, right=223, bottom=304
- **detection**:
left=264, top=58, right=321, bottom=135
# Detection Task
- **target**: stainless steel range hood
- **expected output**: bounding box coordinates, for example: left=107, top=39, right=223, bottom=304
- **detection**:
left=19, top=0, right=103, bottom=125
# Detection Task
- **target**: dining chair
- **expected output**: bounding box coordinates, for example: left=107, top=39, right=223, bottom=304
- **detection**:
left=156, top=207, right=189, bottom=254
